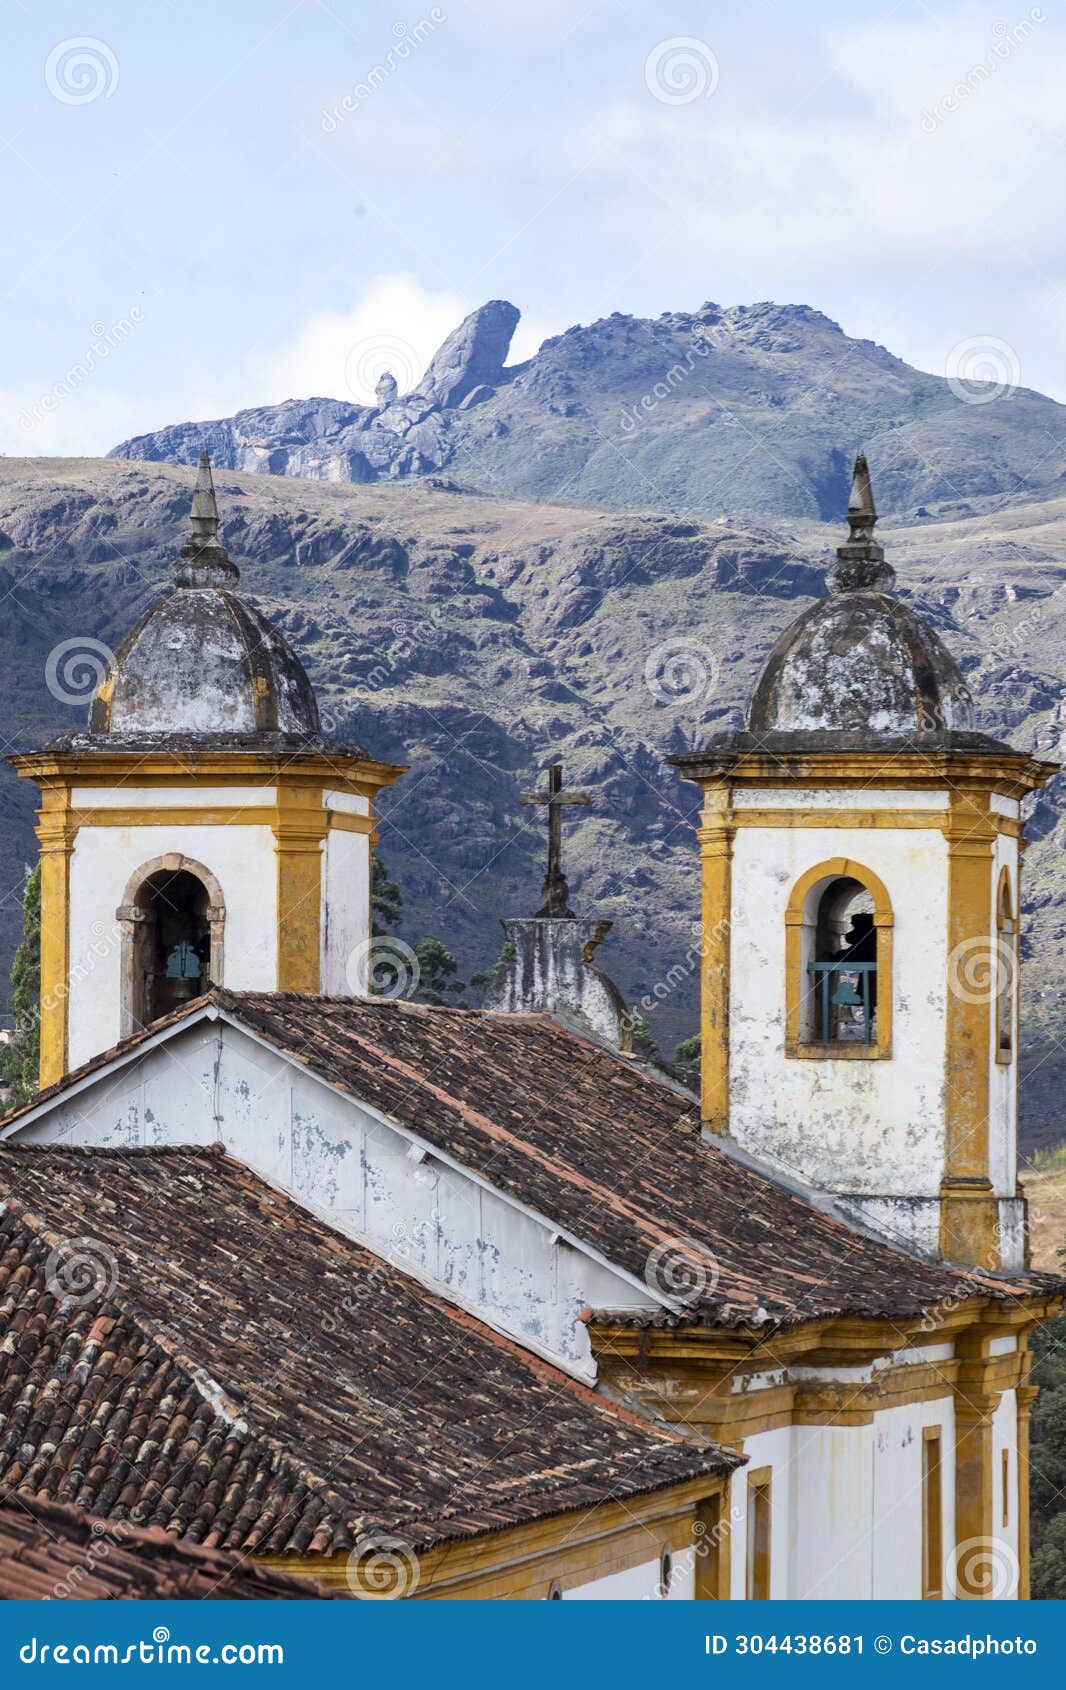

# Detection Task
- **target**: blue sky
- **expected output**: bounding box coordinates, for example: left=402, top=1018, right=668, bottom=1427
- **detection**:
left=2, top=0, right=1062, bottom=454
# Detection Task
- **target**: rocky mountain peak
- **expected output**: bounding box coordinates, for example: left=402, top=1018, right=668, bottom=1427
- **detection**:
left=110, top=294, right=1066, bottom=522
left=412, top=299, right=520, bottom=409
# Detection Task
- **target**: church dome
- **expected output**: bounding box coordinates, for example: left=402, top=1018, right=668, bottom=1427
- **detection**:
left=87, top=454, right=321, bottom=742
left=746, top=454, right=975, bottom=738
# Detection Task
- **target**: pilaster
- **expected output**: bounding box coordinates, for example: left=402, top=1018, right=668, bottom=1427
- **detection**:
left=697, top=785, right=733, bottom=1133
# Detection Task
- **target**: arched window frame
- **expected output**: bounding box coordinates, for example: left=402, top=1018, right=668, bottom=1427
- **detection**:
left=116, top=853, right=225, bottom=1038
left=784, top=857, right=893, bottom=1061
left=995, top=867, right=1017, bottom=1066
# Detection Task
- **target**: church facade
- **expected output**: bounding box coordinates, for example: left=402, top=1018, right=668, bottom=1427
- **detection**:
left=0, top=453, right=1061, bottom=1600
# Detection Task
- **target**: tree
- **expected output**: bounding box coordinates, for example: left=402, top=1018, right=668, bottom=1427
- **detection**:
left=413, top=935, right=465, bottom=1006
left=1030, top=1232, right=1066, bottom=1599
left=370, top=854, right=468, bottom=1005
left=674, top=1032, right=700, bottom=1071
left=371, top=854, right=403, bottom=938
left=469, top=937, right=515, bottom=994
left=2, top=864, right=41, bottom=1105
left=628, top=1013, right=662, bottom=1064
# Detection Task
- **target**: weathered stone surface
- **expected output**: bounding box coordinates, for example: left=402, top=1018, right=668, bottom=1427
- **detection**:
left=482, top=917, right=631, bottom=1050
left=411, top=300, right=519, bottom=410
left=745, top=455, right=976, bottom=739
left=747, top=593, right=976, bottom=736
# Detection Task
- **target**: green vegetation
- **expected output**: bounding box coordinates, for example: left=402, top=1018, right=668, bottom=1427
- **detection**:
left=412, top=935, right=465, bottom=1006
left=1027, top=1143, right=1066, bottom=1174
left=1031, top=1283, right=1066, bottom=1598
left=2, top=864, right=41, bottom=1106
left=371, top=853, right=468, bottom=1006
left=370, top=855, right=404, bottom=938
left=674, top=1032, right=700, bottom=1071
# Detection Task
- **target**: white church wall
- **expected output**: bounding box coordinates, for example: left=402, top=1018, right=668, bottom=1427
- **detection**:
left=321, top=823, right=370, bottom=995
left=729, top=822, right=949, bottom=1198
left=728, top=1426, right=793, bottom=1600
left=788, top=1422, right=875, bottom=1599
left=871, top=1394, right=956, bottom=1599
left=991, top=1387, right=1020, bottom=1593
left=70, top=785, right=277, bottom=809
left=566, top=1555, right=694, bottom=1600
left=66, top=823, right=278, bottom=1069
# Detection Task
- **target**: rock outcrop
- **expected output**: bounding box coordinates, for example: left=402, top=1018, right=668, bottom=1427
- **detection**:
left=110, top=297, right=1066, bottom=519
left=111, top=301, right=523, bottom=486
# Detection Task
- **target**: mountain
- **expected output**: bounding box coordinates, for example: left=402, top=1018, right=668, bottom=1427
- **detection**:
left=110, top=299, right=1066, bottom=520
left=0, top=458, right=1063, bottom=1147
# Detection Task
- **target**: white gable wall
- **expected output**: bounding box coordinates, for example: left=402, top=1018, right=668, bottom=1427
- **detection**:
left=9, top=1018, right=655, bottom=1376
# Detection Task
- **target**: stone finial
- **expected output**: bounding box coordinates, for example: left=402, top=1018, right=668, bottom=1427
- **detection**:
left=847, top=451, right=877, bottom=539
left=174, top=451, right=240, bottom=589
left=827, top=451, right=895, bottom=595
left=481, top=917, right=632, bottom=1052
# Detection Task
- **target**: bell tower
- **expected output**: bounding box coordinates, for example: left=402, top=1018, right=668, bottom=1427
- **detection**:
left=674, top=455, right=1056, bottom=1271
left=12, top=455, right=403, bottom=1087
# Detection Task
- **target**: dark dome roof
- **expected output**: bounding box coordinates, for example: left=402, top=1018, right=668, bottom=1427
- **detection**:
left=90, top=587, right=320, bottom=738
left=87, top=454, right=320, bottom=742
left=746, top=454, right=975, bottom=739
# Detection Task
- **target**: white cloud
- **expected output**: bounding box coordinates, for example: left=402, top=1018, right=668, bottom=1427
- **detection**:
left=257, top=272, right=469, bottom=404
left=0, top=384, right=149, bottom=460
left=255, top=271, right=553, bottom=405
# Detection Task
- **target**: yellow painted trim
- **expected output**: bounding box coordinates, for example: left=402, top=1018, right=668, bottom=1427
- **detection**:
left=679, top=747, right=1056, bottom=799
left=694, top=1490, right=732, bottom=1600
left=922, top=1425, right=944, bottom=1599
left=256, top=1476, right=732, bottom=1599
left=11, top=749, right=405, bottom=794
left=70, top=806, right=279, bottom=830
left=698, top=787, right=733, bottom=1132
left=995, top=865, right=1017, bottom=1068
left=783, top=856, right=893, bottom=1062
left=327, top=811, right=374, bottom=835
left=735, top=808, right=949, bottom=831
left=940, top=792, right=997, bottom=1265
left=274, top=786, right=327, bottom=992
left=745, top=1466, right=772, bottom=1601
left=36, top=790, right=75, bottom=1088
left=953, top=1336, right=1000, bottom=1599
left=1018, top=1375, right=1036, bottom=1600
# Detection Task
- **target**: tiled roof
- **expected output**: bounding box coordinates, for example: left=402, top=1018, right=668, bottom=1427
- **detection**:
left=0, top=1145, right=735, bottom=1559
left=4, top=989, right=1058, bottom=1329
left=0, top=1493, right=328, bottom=1599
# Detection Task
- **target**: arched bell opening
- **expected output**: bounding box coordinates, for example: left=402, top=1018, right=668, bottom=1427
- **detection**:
left=785, top=858, right=893, bottom=1059
left=811, top=877, right=878, bottom=1045
left=117, top=854, right=225, bottom=1036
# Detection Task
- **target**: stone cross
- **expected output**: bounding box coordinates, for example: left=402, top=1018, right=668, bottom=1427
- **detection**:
left=519, top=761, right=590, bottom=918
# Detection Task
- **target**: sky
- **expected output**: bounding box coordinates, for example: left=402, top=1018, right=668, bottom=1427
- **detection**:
left=1, top=0, right=1063, bottom=457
